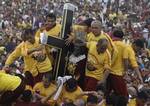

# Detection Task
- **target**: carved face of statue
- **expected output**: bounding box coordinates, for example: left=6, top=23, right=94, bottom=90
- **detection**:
left=73, top=44, right=87, bottom=57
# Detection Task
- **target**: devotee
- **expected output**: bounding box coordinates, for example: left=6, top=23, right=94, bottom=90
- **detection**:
left=35, top=13, right=61, bottom=43
left=74, top=38, right=111, bottom=91
left=105, top=29, right=129, bottom=99
left=0, top=72, right=25, bottom=106
left=4, top=28, right=52, bottom=84
left=33, top=73, right=57, bottom=105
left=59, top=78, right=83, bottom=104
left=85, top=38, right=111, bottom=91
left=105, top=29, right=143, bottom=100
left=124, top=39, right=144, bottom=84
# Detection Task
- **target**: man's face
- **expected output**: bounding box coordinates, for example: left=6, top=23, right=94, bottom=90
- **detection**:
left=45, top=17, right=56, bottom=30
left=91, top=23, right=101, bottom=36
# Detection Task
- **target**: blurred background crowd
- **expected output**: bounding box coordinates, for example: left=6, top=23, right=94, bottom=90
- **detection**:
left=0, top=0, right=150, bottom=106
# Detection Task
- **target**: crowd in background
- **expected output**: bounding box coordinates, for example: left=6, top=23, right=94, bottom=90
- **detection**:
left=0, top=0, right=150, bottom=106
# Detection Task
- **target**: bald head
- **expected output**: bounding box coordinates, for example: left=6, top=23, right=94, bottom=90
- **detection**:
left=91, top=20, right=102, bottom=36
left=98, top=38, right=108, bottom=45
left=97, top=38, right=108, bottom=54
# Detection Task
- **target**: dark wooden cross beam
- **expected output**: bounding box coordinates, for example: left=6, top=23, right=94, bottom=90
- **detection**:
left=42, top=3, right=75, bottom=79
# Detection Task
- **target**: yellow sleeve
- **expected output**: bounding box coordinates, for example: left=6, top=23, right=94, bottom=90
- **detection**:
left=86, top=34, right=89, bottom=42
left=123, top=47, right=129, bottom=59
left=86, top=32, right=93, bottom=42
left=35, top=29, right=41, bottom=44
left=123, top=46, right=138, bottom=68
left=129, top=50, right=138, bottom=68
left=33, top=83, right=41, bottom=92
left=5, top=43, right=22, bottom=65
left=104, top=50, right=111, bottom=70
left=86, top=42, right=91, bottom=49
left=75, top=87, right=83, bottom=99
left=86, top=41, right=96, bottom=49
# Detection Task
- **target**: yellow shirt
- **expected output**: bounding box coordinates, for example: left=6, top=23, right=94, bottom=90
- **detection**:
left=128, top=99, right=136, bottom=106
left=86, top=42, right=111, bottom=80
left=111, top=41, right=127, bottom=76
left=86, top=31, right=118, bottom=65
left=35, top=24, right=61, bottom=44
left=123, top=45, right=138, bottom=68
left=0, top=72, right=21, bottom=92
left=60, top=86, right=83, bottom=103
left=33, top=82, right=57, bottom=98
left=5, top=41, right=52, bottom=77
left=33, top=82, right=59, bottom=105
left=35, top=24, right=61, bottom=63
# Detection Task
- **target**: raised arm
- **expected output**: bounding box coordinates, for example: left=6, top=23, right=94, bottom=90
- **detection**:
left=4, top=43, right=23, bottom=71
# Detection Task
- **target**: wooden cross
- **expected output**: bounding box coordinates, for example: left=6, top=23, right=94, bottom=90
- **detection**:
left=41, top=3, right=76, bottom=79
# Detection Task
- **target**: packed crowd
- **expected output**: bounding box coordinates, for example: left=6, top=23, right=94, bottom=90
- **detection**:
left=0, top=0, right=150, bottom=106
